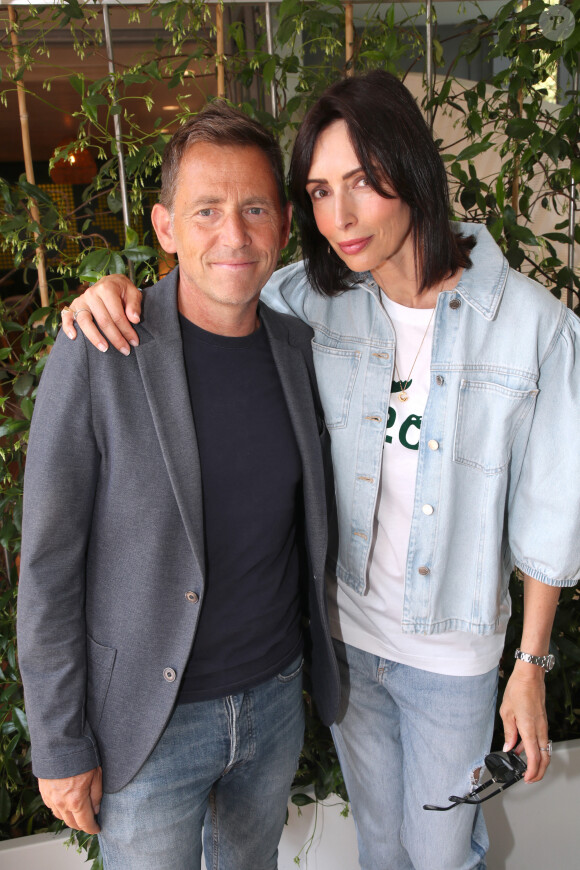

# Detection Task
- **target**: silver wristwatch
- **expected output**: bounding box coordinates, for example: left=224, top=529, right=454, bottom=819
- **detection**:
left=514, top=648, right=555, bottom=672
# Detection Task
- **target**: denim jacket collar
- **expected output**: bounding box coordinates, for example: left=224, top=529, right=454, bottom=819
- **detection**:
left=354, top=223, right=509, bottom=322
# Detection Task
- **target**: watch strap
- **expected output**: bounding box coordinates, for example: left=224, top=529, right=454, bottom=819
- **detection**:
left=514, top=648, right=555, bottom=672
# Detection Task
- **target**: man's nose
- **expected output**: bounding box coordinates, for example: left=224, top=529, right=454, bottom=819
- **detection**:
left=222, top=212, right=251, bottom=247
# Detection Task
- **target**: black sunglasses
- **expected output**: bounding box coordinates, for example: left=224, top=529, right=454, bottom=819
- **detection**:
left=423, top=750, right=527, bottom=812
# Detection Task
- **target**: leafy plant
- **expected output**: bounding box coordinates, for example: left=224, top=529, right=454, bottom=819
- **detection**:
left=1, top=2, right=579, bottom=865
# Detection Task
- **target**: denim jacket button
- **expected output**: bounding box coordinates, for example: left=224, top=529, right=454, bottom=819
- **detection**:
left=418, top=566, right=430, bottom=576
left=422, top=504, right=434, bottom=515
left=428, top=439, right=439, bottom=450
left=436, top=375, right=444, bottom=386
left=449, top=298, right=461, bottom=309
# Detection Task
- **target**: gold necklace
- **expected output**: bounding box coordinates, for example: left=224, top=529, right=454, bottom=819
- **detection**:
left=393, top=307, right=435, bottom=402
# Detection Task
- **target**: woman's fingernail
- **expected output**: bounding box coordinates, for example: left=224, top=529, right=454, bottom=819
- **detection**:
left=98, top=343, right=108, bottom=353
left=129, top=339, right=139, bottom=347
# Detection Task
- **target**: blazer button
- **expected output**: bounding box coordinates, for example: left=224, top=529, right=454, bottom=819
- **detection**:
left=163, top=668, right=177, bottom=683
left=418, top=566, right=430, bottom=576
left=449, top=298, right=461, bottom=309
left=436, top=375, right=444, bottom=386
left=185, top=591, right=199, bottom=603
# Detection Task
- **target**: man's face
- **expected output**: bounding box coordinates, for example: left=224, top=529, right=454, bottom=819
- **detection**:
left=152, top=142, right=291, bottom=333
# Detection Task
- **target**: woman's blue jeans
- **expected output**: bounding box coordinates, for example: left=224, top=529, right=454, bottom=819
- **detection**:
left=331, top=640, right=498, bottom=870
left=97, top=656, right=304, bottom=870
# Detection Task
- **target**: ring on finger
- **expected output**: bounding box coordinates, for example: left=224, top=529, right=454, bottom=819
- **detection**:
left=72, top=307, right=91, bottom=322
left=539, top=740, right=552, bottom=757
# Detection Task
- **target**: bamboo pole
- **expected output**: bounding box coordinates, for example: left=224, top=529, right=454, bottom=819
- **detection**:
left=425, top=0, right=433, bottom=129
left=216, top=3, right=225, bottom=99
left=567, top=65, right=579, bottom=311
left=511, top=0, right=528, bottom=215
left=8, top=5, right=49, bottom=308
left=265, top=1, right=277, bottom=117
left=344, top=2, right=354, bottom=77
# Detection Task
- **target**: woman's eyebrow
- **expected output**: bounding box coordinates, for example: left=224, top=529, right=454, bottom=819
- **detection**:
left=306, top=166, right=364, bottom=185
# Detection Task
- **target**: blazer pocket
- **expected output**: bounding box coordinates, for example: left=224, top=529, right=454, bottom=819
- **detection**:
left=86, top=634, right=117, bottom=731
left=453, top=379, right=538, bottom=474
left=311, top=342, right=360, bottom=429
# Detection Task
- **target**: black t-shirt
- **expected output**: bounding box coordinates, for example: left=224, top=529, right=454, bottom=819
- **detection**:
left=177, top=311, right=303, bottom=703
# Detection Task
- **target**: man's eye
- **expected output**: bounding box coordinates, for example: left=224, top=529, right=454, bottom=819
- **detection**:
left=247, top=207, right=264, bottom=215
left=198, top=208, right=214, bottom=217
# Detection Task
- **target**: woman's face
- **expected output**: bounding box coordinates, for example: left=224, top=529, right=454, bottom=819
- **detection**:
left=305, top=119, right=415, bottom=283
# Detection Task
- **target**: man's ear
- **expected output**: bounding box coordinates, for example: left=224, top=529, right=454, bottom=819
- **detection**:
left=280, top=203, right=292, bottom=250
left=151, top=203, right=177, bottom=254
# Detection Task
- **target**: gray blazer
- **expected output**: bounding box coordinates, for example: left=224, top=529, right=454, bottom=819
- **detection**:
left=18, top=269, right=339, bottom=793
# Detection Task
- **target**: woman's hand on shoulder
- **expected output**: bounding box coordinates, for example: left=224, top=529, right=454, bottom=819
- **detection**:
left=62, top=275, right=143, bottom=355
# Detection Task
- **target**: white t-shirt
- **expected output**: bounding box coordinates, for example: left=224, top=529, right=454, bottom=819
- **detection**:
left=329, top=292, right=509, bottom=676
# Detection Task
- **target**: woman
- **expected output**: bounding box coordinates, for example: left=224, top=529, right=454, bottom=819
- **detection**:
left=62, top=71, right=580, bottom=869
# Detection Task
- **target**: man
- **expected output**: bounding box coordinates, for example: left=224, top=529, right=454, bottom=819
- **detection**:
left=17, top=104, right=339, bottom=870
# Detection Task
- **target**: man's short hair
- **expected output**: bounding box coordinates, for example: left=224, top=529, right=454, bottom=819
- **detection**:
left=160, top=102, right=287, bottom=212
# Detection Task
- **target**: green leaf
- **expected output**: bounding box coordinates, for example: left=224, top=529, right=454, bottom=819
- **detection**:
left=13, top=373, right=34, bottom=397
left=505, top=118, right=537, bottom=139
left=0, top=521, right=16, bottom=548
left=542, top=232, right=572, bottom=245
left=291, top=792, right=316, bottom=807
left=455, top=139, right=493, bottom=161
left=507, top=224, right=539, bottom=246
left=0, top=786, right=11, bottom=824
left=18, top=179, right=55, bottom=208
left=123, top=245, right=157, bottom=264
left=0, top=420, right=29, bottom=438
left=20, top=396, right=34, bottom=420
left=107, top=191, right=124, bottom=214
left=263, top=56, right=277, bottom=89
left=12, top=706, right=30, bottom=740
left=125, top=226, right=140, bottom=249
left=69, top=74, right=84, bottom=96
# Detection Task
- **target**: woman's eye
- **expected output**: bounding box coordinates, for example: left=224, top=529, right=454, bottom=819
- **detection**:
left=310, top=188, right=328, bottom=200
left=355, top=176, right=369, bottom=188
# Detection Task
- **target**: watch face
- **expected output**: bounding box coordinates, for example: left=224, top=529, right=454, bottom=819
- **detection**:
left=545, top=655, right=556, bottom=672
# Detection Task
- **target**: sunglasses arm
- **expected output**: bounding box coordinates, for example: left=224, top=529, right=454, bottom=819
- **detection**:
left=423, top=771, right=522, bottom=812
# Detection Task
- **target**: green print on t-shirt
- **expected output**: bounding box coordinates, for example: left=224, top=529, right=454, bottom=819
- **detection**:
left=385, top=381, right=422, bottom=449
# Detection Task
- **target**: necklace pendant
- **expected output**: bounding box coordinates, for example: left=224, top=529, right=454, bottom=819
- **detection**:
left=399, top=390, right=409, bottom=402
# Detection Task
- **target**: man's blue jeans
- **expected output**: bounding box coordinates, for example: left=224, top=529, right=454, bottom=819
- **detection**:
left=331, top=640, right=498, bottom=870
left=98, top=655, right=304, bottom=870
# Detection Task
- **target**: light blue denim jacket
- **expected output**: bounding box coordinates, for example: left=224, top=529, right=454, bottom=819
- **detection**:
left=262, top=223, right=580, bottom=635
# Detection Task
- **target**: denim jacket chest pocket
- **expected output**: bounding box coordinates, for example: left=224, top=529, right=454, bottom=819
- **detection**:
left=311, top=340, right=361, bottom=429
left=453, top=378, right=539, bottom=474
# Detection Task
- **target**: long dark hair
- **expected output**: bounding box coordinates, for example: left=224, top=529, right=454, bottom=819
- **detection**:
left=289, top=71, right=474, bottom=295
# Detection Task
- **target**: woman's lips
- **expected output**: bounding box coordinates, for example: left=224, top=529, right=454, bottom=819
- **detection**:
left=337, top=236, right=372, bottom=255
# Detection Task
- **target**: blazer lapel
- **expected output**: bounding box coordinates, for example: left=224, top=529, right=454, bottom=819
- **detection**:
left=134, top=271, right=205, bottom=577
left=260, top=305, right=327, bottom=560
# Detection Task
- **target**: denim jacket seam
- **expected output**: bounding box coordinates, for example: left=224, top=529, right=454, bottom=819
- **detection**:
left=537, top=304, right=568, bottom=368
left=512, top=559, right=579, bottom=588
